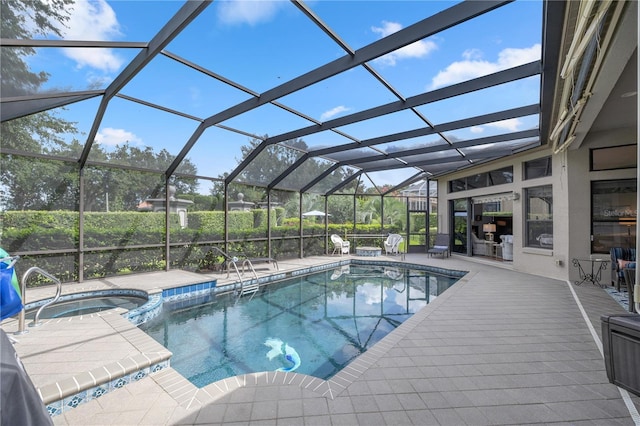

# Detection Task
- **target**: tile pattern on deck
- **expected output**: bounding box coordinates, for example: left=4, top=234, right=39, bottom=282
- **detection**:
left=2, top=254, right=638, bottom=425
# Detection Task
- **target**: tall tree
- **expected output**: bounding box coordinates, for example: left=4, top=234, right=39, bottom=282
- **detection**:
left=0, top=0, right=79, bottom=211
left=226, top=137, right=350, bottom=205
left=1, top=0, right=73, bottom=97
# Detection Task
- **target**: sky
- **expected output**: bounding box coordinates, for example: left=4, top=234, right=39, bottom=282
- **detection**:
left=23, top=0, right=543, bottom=194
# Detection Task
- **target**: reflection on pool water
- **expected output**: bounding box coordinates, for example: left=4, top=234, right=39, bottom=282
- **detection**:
left=140, top=264, right=460, bottom=387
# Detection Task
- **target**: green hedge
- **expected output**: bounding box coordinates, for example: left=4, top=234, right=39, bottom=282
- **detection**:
left=0, top=209, right=414, bottom=285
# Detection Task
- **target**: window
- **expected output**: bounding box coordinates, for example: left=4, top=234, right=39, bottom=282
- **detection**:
left=524, top=156, right=552, bottom=180
left=449, top=179, right=466, bottom=193
left=591, top=145, right=637, bottom=171
left=466, top=173, right=486, bottom=189
left=451, top=198, right=468, bottom=254
left=591, top=179, right=637, bottom=253
left=449, top=166, right=513, bottom=193
left=525, top=185, right=552, bottom=248
left=488, top=167, right=514, bottom=186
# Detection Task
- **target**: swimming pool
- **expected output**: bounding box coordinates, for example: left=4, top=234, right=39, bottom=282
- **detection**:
left=139, top=264, right=460, bottom=388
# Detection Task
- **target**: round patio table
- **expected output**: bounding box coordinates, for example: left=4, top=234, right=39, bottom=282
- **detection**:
left=572, top=258, right=608, bottom=287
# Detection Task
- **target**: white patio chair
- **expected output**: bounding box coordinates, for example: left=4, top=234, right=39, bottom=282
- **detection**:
left=384, top=234, right=403, bottom=255
left=331, top=234, right=350, bottom=255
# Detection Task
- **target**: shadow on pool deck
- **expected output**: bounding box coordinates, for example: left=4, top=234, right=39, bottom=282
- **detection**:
left=1, top=254, right=639, bottom=425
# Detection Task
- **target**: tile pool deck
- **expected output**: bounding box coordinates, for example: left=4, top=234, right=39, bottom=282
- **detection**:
left=2, top=254, right=639, bottom=425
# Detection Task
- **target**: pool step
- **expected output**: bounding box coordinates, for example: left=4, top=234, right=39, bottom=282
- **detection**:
left=240, top=281, right=260, bottom=296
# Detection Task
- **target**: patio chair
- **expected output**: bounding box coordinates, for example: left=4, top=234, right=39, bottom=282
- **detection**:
left=471, top=232, right=487, bottom=256
left=622, top=268, right=637, bottom=313
left=384, top=234, right=403, bottom=255
left=610, top=247, right=636, bottom=290
left=331, top=234, right=350, bottom=256
left=427, top=233, right=450, bottom=258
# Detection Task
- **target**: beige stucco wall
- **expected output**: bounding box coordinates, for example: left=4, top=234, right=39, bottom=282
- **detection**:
left=566, top=127, right=637, bottom=284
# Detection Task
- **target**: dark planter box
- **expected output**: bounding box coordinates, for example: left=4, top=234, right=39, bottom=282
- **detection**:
left=601, top=314, right=640, bottom=397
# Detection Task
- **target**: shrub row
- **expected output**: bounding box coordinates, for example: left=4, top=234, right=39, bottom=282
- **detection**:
left=1, top=209, right=402, bottom=286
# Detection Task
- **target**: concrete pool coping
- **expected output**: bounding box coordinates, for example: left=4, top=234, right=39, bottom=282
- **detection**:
left=2, top=254, right=639, bottom=425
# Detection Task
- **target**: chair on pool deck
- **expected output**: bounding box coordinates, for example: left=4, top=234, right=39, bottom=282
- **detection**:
left=226, top=251, right=279, bottom=279
left=331, top=234, right=350, bottom=256
left=384, top=234, right=403, bottom=255
left=428, top=233, right=450, bottom=258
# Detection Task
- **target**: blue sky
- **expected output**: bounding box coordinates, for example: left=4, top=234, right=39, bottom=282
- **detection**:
left=27, top=0, right=543, bottom=193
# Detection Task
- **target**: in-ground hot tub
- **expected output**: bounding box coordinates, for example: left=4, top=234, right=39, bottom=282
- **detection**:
left=25, top=289, right=149, bottom=319
left=355, top=246, right=382, bottom=257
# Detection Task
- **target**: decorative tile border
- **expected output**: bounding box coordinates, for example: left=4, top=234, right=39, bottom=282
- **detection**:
left=126, top=281, right=217, bottom=326
left=209, top=259, right=465, bottom=297
left=44, top=360, right=170, bottom=417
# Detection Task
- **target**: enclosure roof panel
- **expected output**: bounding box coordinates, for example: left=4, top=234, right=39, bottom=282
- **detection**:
left=1, top=0, right=561, bottom=192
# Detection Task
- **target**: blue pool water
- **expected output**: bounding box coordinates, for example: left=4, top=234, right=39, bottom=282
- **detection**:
left=139, top=264, right=459, bottom=387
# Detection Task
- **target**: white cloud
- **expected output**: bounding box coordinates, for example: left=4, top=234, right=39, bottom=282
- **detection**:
left=358, top=283, right=384, bottom=305
left=372, top=21, right=437, bottom=66
left=61, top=0, right=124, bottom=73
left=462, top=48, right=483, bottom=61
left=471, top=118, right=523, bottom=135
left=217, top=0, right=283, bottom=25
left=95, top=128, right=142, bottom=147
left=486, top=118, right=522, bottom=132
left=430, top=43, right=540, bottom=89
left=372, top=20, right=402, bottom=37
left=321, top=106, right=350, bottom=121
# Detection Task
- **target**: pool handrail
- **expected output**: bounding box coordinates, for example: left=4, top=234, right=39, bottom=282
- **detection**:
left=208, top=247, right=260, bottom=298
left=16, top=267, right=62, bottom=333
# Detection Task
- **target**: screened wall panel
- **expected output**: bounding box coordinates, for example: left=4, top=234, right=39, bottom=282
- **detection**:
left=82, top=167, right=166, bottom=249
left=270, top=189, right=300, bottom=259
left=1, top=156, right=79, bottom=252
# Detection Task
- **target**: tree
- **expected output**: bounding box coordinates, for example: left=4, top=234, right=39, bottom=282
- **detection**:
left=1, top=0, right=73, bottom=97
left=327, top=195, right=354, bottom=225
left=1, top=0, right=79, bottom=211
left=0, top=1, right=201, bottom=212
left=357, top=195, right=380, bottom=224
left=224, top=137, right=352, bottom=212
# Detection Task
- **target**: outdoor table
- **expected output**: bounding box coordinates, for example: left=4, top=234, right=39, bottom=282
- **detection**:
left=572, top=258, right=609, bottom=287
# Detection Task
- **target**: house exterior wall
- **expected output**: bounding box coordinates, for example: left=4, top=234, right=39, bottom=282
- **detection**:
left=437, top=127, right=636, bottom=282
left=566, top=127, right=637, bottom=283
